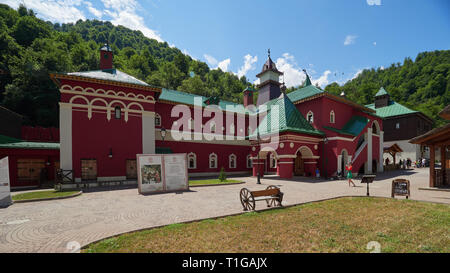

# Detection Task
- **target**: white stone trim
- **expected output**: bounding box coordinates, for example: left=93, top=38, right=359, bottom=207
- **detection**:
left=60, top=85, right=155, bottom=103
left=229, top=153, right=237, bottom=169
left=209, top=153, right=218, bottom=169
left=187, top=152, right=197, bottom=169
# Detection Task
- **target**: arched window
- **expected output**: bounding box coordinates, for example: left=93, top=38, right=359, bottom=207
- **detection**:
left=372, top=121, right=379, bottom=134
left=229, top=154, right=236, bottom=169
left=307, top=111, right=314, bottom=123
left=330, top=110, right=335, bottom=124
left=209, top=153, right=218, bottom=168
left=114, top=106, right=121, bottom=119
left=155, top=114, right=161, bottom=126
left=246, top=155, right=252, bottom=168
left=187, top=153, right=196, bottom=169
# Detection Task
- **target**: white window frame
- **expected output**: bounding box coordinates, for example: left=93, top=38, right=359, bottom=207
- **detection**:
left=307, top=111, right=314, bottom=124
left=209, top=153, right=218, bottom=169
left=246, top=154, right=252, bottom=168
left=229, top=154, right=237, bottom=169
left=187, top=152, right=196, bottom=169
left=330, top=110, right=335, bottom=124
left=155, top=113, right=161, bottom=126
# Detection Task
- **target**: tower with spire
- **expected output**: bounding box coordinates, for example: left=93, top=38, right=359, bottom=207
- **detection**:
left=255, top=49, right=284, bottom=105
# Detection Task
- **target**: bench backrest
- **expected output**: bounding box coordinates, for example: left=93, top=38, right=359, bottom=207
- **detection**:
left=252, top=188, right=280, bottom=197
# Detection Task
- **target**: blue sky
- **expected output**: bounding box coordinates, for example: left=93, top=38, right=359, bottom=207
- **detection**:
left=3, top=0, right=450, bottom=87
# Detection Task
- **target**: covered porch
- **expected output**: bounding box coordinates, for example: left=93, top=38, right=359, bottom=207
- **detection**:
left=410, top=105, right=450, bottom=188
left=383, top=143, right=403, bottom=171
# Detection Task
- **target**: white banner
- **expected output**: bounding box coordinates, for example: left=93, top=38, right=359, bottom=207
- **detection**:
left=137, top=153, right=188, bottom=194
left=0, top=157, right=12, bottom=207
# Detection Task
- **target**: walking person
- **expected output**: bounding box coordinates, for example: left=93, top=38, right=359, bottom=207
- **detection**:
left=345, top=163, right=356, bottom=187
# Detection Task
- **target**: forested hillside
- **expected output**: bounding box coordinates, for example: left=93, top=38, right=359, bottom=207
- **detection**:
left=324, top=50, right=450, bottom=127
left=0, top=4, right=250, bottom=127
left=0, top=4, right=448, bottom=128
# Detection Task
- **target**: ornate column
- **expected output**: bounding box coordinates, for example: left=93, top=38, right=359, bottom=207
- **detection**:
left=367, top=127, right=373, bottom=174
left=59, top=103, right=72, bottom=171
left=379, top=131, right=384, bottom=172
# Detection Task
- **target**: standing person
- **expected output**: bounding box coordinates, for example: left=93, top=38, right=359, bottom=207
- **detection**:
left=345, top=163, right=356, bottom=187
left=422, top=158, right=426, bottom=168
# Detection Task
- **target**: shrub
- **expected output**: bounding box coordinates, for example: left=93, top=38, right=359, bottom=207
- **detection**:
left=218, top=167, right=227, bottom=182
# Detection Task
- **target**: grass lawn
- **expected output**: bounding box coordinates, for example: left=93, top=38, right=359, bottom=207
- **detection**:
left=12, top=190, right=80, bottom=201
left=189, top=179, right=242, bottom=186
left=83, top=197, right=450, bottom=253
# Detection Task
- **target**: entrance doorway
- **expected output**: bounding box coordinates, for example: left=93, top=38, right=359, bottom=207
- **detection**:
left=17, top=159, right=45, bottom=181
left=294, top=151, right=305, bottom=176
left=126, top=159, right=137, bottom=179
left=81, top=159, right=97, bottom=181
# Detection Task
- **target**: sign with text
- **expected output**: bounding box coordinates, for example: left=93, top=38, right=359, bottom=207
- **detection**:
left=137, top=153, right=188, bottom=194
left=391, top=179, right=410, bottom=199
left=0, top=157, right=12, bottom=207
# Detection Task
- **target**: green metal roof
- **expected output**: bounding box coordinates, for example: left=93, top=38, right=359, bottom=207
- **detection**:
left=287, top=84, right=324, bottom=103
left=323, top=115, right=368, bottom=137
left=0, top=141, right=60, bottom=150
left=0, top=134, right=22, bottom=144
left=158, top=88, right=249, bottom=114
left=304, top=74, right=312, bottom=87
left=366, top=101, right=418, bottom=118
left=250, top=94, right=324, bottom=138
left=375, top=87, right=389, bottom=97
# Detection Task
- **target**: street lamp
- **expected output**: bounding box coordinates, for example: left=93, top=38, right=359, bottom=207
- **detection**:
left=322, top=136, right=328, bottom=179
left=257, top=130, right=261, bottom=184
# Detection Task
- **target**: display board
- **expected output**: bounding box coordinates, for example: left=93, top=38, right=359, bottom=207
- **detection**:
left=137, top=153, right=188, bottom=194
left=0, top=157, right=12, bottom=207
left=391, top=179, right=410, bottom=199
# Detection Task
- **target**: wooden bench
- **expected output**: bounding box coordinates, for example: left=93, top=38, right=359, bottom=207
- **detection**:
left=239, top=185, right=283, bottom=211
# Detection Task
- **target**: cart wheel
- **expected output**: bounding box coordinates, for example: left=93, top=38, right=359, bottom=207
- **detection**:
left=240, top=188, right=255, bottom=211
left=265, top=185, right=279, bottom=207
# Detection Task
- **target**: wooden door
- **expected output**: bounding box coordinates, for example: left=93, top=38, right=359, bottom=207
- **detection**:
left=126, top=159, right=137, bottom=179
left=81, top=159, right=97, bottom=181
left=294, top=155, right=304, bottom=176
left=17, top=159, right=45, bottom=181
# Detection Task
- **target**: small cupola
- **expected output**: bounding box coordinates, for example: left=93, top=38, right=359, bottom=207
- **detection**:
left=100, top=43, right=114, bottom=72
left=243, top=86, right=256, bottom=107
left=374, top=87, right=390, bottom=108
left=255, top=49, right=283, bottom=106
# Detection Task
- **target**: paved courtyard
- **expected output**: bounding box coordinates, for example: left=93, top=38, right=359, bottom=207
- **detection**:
left=0, top=168, right=448, bottom=253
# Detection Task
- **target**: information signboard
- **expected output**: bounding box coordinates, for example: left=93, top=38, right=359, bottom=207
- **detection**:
left=137, top=153, right=188, bottom=194
left=0, top=157, right=12, bottom=207
left=391, top=179, right=410, bottom=199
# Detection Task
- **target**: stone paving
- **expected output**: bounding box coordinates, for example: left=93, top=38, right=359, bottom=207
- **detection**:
left=0, top=168, right=448, bottom=253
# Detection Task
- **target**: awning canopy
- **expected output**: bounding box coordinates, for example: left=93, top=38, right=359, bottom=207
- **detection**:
left=409, top=123, right=450, bottom=146
left=383, top=143, right=403, bottom=154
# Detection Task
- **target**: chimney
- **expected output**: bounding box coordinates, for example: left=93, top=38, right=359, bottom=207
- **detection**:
left=100, top=43, right=113, bottom=71
left=243, top=86, right=255, bottom=107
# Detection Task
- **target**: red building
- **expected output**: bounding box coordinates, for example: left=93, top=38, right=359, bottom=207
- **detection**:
left=49, top=46, right=383, bottom=183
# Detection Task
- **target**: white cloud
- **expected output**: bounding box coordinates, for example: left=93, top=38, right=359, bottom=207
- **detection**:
left=373, top=41, right=377, bottom=46
left=344, top=35, right=357, bottom=46
left=352, top=69, right=364, bottom=80
left=274, top=53, right=305, bottom=87
left=367, top=0, right=382, bottom=6
left=217, top=59, right=231, bottom=72
left=85, top=1, right=102, bottom=18
left=3, top=0, right=86, bottom=23
left=313, top=70, right=332, bottom=88
left=204, top=54, right=218, bottom=66
left=102, top=0, right=163, bottom=42
left=237, top=54, right=258, bottom=78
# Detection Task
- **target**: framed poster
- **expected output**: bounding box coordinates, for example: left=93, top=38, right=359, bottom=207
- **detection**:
left=164, top=154, right=188, bottom=191
left=0, top=157, right=12, bottom=207
left=137, top=154, right=164, bottom=194
left=137, top=153, right=189, bottom=194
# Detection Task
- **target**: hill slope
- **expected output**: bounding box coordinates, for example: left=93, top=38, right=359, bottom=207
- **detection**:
left=324, top=50, right=450, bottom=127
left=0, top=4, right=250, bottom=126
